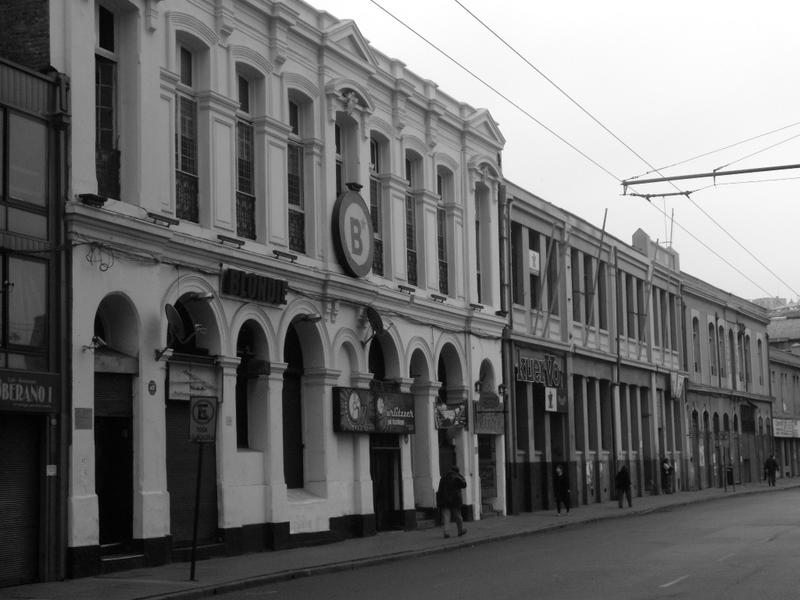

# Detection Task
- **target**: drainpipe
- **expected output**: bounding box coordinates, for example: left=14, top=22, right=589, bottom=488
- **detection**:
left=497, top=185, right=516, bottom=513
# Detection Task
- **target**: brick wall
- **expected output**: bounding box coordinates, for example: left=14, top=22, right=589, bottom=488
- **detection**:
left=0, top=0, right=50, bottom=72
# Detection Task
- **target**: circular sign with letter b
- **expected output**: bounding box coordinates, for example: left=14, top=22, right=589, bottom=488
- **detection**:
left=332, top=186, right=374, bottom=278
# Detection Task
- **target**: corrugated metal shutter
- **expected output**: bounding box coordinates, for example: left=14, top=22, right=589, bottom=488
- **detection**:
left=166, top=401, right=218, bottom=545
left=0, top=413, right=41, bottom=586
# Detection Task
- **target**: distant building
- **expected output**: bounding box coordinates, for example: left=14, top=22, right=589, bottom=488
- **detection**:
left=681, top=274, right=772, bottom=488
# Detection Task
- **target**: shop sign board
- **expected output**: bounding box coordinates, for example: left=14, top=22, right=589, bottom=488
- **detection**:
left=169, top=363, right=217, bottom=401
left=0, top=368, right=59, bottom=412
left=333, top=387, right=415, bottom=434
left=516, top=351, right=567, bottom=412
left=772, top=418, right=800, bottom=438
left=221, top=268, right=287, bottom=305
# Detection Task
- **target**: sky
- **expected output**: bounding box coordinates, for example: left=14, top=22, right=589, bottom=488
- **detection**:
left=307, top=0, right=800, bottom=303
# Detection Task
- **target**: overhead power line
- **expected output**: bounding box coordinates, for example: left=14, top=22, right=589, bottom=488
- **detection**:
left=626, top=119, right=800, bottom=180
left=371, top=0, right=796, bottom=298
left=368, top=0, right=621, bottom=181
left=448, top=0, right=795, bottom=297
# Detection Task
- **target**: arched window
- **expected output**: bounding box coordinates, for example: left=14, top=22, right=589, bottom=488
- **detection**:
left=369, top=133, right=389, bottom=276
left=437, top=167, right=454, bottom=296
left=718, top=325, right=726, bottom=378
left=708, top=323, right=717, bottom=375
left=692, top=317, right=701, bottom=373
left=404, top=152, right=422, bottom=287
left=287, top=90, right=312, bottom=253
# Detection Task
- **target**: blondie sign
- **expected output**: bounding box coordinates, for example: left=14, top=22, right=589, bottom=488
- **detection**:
left=515, top=351, right=567, bottom=413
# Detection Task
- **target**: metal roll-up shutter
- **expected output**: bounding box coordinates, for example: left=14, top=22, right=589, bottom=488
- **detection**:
left=0, top=413, right=41, bottom=586
left=166, top=401, right=218, bottom=545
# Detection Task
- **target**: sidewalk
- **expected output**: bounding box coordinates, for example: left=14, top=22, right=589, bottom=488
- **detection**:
left=4, top=479, right=799, bottom=600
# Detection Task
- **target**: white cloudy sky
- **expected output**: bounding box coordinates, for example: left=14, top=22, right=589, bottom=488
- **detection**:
left=308, top=0, right=800, bottom=302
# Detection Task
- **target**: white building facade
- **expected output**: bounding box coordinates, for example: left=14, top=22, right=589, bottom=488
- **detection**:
left=47, top=0, right=505, bottom=576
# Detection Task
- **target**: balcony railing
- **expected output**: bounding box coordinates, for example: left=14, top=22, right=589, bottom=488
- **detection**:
left=372, top=239, right=383, bottom=276
left=407, top=249, right=417, bottom=286
left=176, top=170, right=198, bottom=222
left=96, top=148, right=120, bottom=199
left=288, top=209, right=305, bottom=253
left=236, top=191, right=256, bottom=240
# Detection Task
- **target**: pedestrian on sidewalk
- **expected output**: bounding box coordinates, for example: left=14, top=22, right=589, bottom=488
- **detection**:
left=437, top=465, right=467, bottom=538
left=661, top=458, right=673, bottom=494
left=615, top=464, right=632, bottom=508
left=553, top=464, right=571, bottom=515
left=764, top=454, right=778, bottom=487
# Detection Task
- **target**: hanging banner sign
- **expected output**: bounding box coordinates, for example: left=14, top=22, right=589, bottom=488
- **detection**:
left=435, top=401, right=467, bottom=430
left=333, top=387, right=415, bottom=434
left=516, top=351, right=567, bottom=412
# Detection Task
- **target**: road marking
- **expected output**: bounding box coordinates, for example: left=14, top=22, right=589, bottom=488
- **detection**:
left=659, top=575, right=689, bottom=588
left=718, top=553, right=735, bottom=562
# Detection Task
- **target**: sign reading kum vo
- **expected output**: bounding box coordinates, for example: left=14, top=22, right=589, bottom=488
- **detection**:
left=333, top=387, right=415, bottom=434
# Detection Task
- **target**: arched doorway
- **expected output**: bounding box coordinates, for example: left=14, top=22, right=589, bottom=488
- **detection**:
left=93, top=295, right=138, bottom=551
left=165, top=294, right=219, bottom=548
left=235, top=321, right=269, bottom=450
left=437, top=343, right=465, bottom=476
left=368, top=336, right=403, bottom=531
left=283, top=322, right=304, bottom=489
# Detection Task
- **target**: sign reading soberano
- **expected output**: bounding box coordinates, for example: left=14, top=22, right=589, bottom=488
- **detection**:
left=0, top=369, right=59, bottom=412
left=333, top=387, right=415, bottom=434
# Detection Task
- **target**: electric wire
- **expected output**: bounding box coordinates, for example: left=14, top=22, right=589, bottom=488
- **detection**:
left=446, top=0, right=797, bottom=298
left=627, top=120, right=800, bottom=180
left=713, top=132, right=800, bottom=172
left=368, top=0, right=620, bottom=182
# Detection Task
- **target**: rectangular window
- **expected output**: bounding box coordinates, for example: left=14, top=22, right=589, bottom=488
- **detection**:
left=334, top=123, right=343, bottom=197
left=369, top=139, right=383, bottom=276
left=8, top=257, right=47, bottom=349
left=95, top=55, right=119, bottom=199
left=626, top=275, right=636, bottom=339
left=180, top=47, right=193, bottom=86
left=288, top=141, right=304, bottom=253
left=98, top=5, right=115, bottom=52
left=583, top=253, right=593, bottom=325
left=406, top=193, right=417, bottom=286
left=175, top=94, right=198, bottom=222
left=510, top=223, right=522, bottom=305
left=597, top=261, right=607, bottom=330
left=476, top=220, right=482, bottom=304
left=529, top=230, right=540, bottom=310
left=571, top=249, right=581, bottom=322
left=637, top=279, right=646, bottom=340
left=437, top=207, right=448, bottom=295
left=546, top=239, right=559, bottom=315
left=3, top=113, right=48, bottom=240
left=236, top=121, right=255, bottom=240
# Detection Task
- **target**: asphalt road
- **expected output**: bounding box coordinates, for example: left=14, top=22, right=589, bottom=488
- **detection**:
left=211, top=488, right=800, bottom=600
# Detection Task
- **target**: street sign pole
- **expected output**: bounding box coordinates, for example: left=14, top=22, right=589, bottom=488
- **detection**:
left=187, top=396, right=218, bottom=581
left=190, top=441, right=203, bottom=581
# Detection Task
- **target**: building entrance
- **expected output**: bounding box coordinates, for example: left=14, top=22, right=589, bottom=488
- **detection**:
left=94, top=373, right=133, bottom=547
left=370, top=433, right=402, bottom=531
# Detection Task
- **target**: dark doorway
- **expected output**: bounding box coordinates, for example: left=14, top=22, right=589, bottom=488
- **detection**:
left=94, top=373, right=133, bottom=546
left=283, top=323, right=304, bottom=489
left=370, top=433, right=402, bottom=531
left=0, top=413, right=41, bottom=586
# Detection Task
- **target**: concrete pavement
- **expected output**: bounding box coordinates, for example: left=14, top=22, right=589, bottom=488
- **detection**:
left=4, top=478, right=799, bottom=600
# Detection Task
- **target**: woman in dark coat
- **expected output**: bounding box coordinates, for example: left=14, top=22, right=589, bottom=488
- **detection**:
left=553, top=464, right=570, bottom=514
left=437, top=465, right=467, bottom=538
left=616, top=464, right=632, bottom=508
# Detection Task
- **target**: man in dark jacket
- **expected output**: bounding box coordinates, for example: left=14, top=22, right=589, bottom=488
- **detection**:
left=437, top=465, right=467, bottom=538
left=615, top=464, right=632, bottom=508
left=764, top=454, right=779, bottom=486
left=553, top=464, right=571, bottom=514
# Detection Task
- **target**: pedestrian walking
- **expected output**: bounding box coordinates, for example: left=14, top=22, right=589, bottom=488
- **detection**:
left=661, top=458, right=673, bottom=494
left=436, top=465, right=467, bottom=538
left=615, top=464, right=632, bottom=508
left=764, top=454, right=778, bottom=487
left=553, top=464, right=571, bottom=515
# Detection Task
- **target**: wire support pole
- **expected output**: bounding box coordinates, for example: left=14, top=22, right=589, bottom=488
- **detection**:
left=622, top=162, right=800, bottom=191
